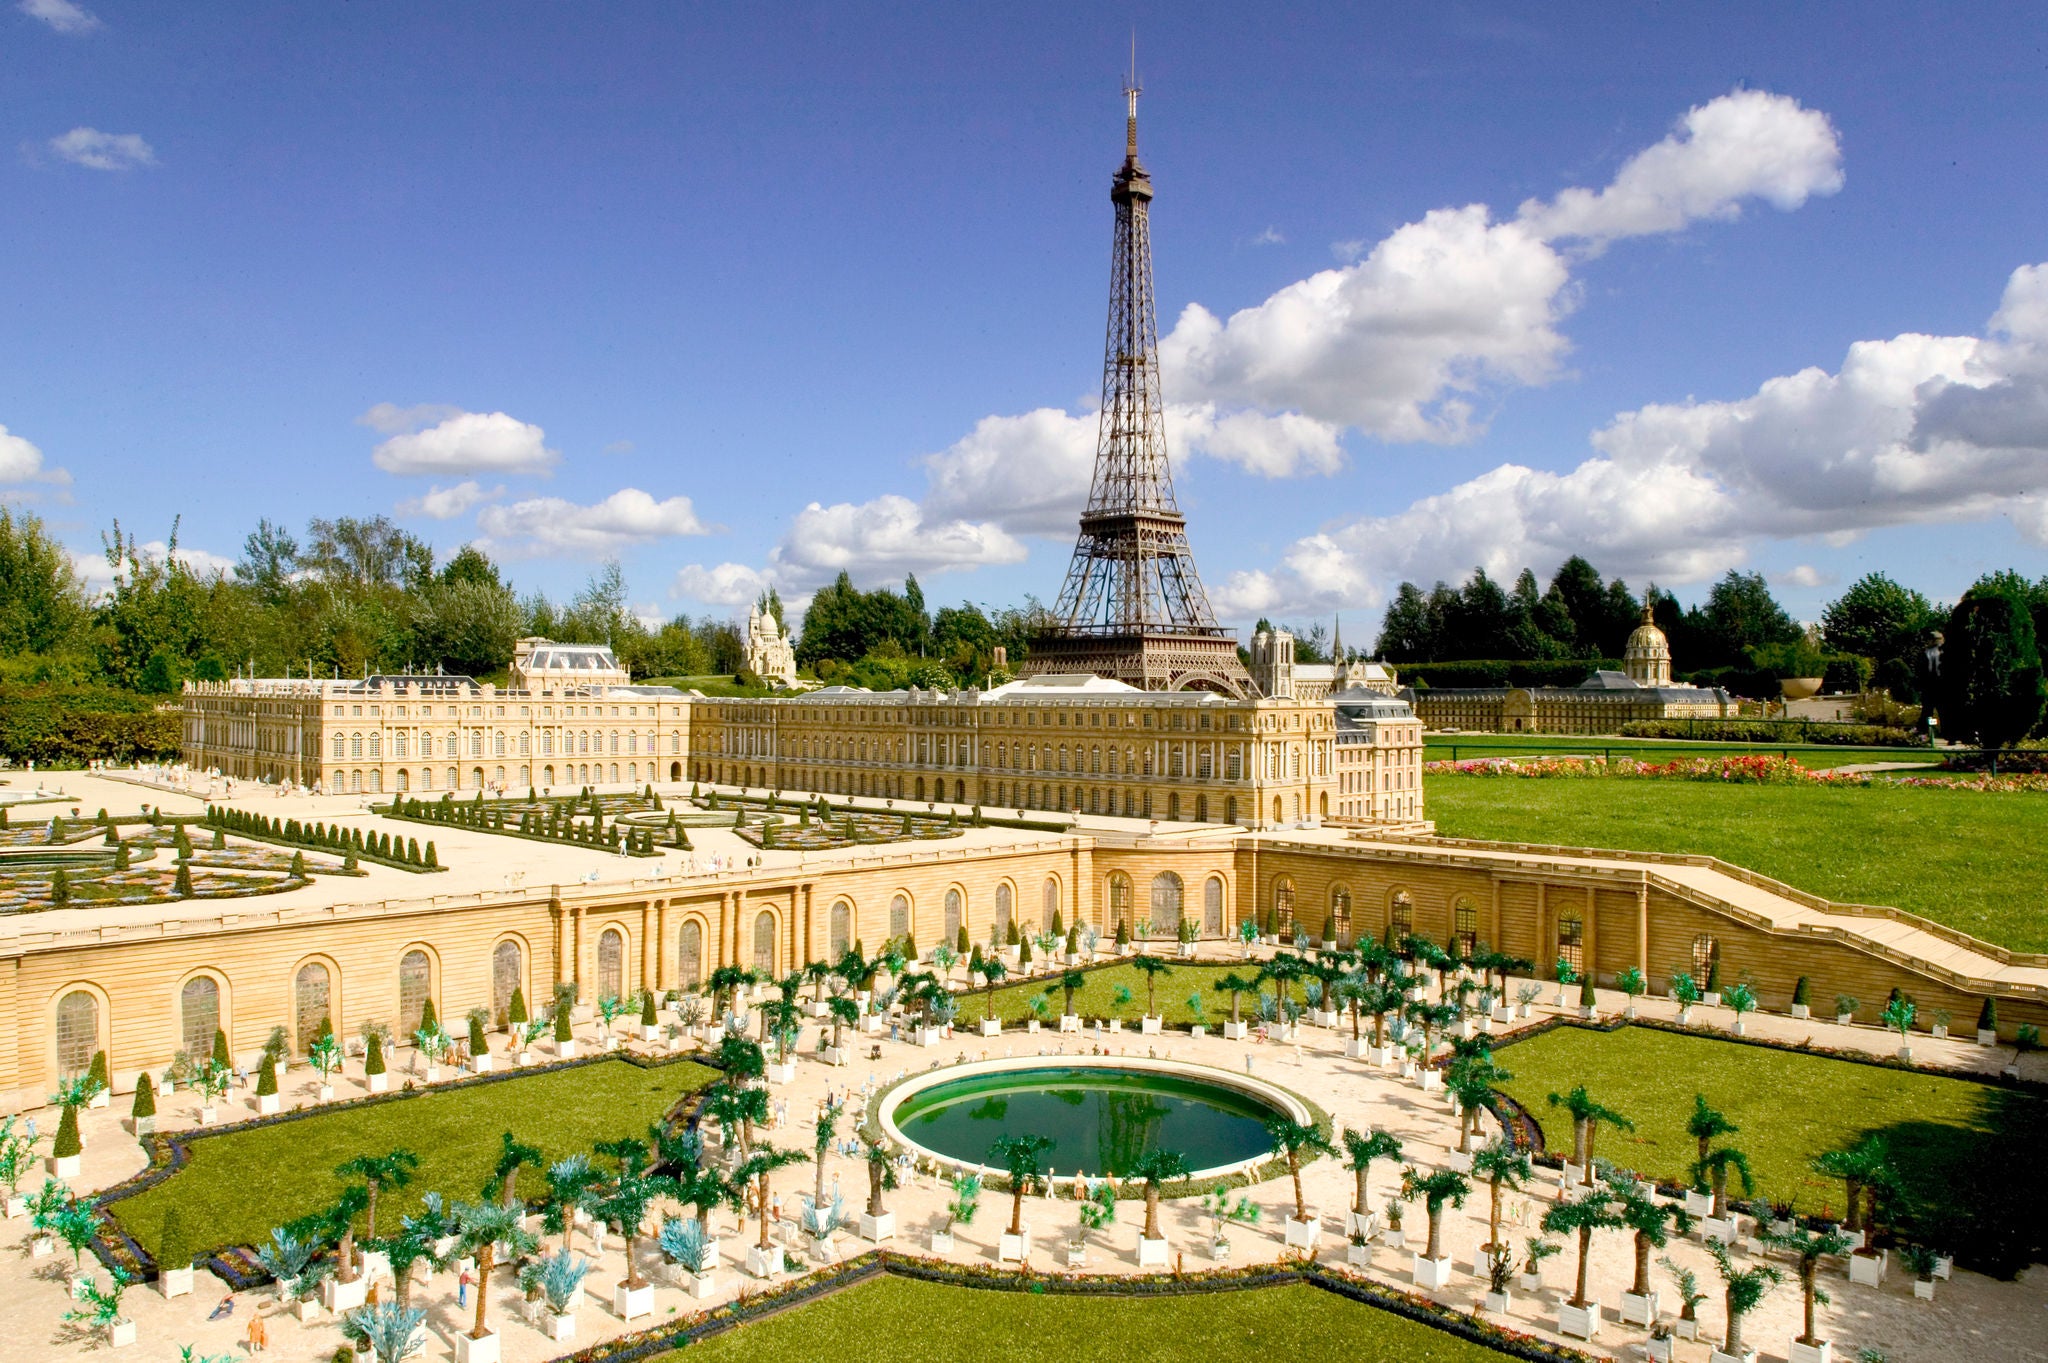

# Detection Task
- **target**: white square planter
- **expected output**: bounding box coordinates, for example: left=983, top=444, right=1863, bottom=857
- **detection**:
left=929, top=1230, right=954, bottom=1254
left=360, top=1249, right=392, bottom=1282
left=1442, top=1149, right=1473, bottom=1174
left=1789, top=1340, right=1833, bottom=1363
left=1283, top=1215, right=1320, bottom=1249
left=746, top=1244, right=784, bottom=1278
left=453, top=1328, right=500, bottom=1363
left=1418, top=1069, right=1443, bottom=1092
left=323, top=1274, right=369, bottom=1311
left=1059, top=1014, right=1081, bottom=1033
left=545, top=1311, right=577, bottom=1342
left=1647, top=1338, right=1675, bottom=1363
left=1140, top=1016, right=1162, bottom=1035
left=1221, top=1021, right=1248, bottom=1040
left=516, top=1050, right=534, bottom=1066
left=159, top=1266, right=194, bottom=1299
left=1702, top=1215, right=1739, bottom=1244
left=916, top=1028, right=942, bottom=1047
left=860, top=1211, right=895, bottom=1242
left=1711, top=1350, right=1758, bottom=1363
left=1107, top=1020, right=1123, bottom=1033
left=4, top=1195, right=26, bottom=1219
left=49, top=1153, right=80, bottom=1178
left=1620, top=1289, right=1659, bottom=1325
left=1136, top=1235, right=1169, bottom=1266
left=766, top=1062, right=797, bottom=1084
left=1557, top=1301, right=1600, bottom=1339
left=292, top=1297, right=319, bottom=1322
left=317, top=1083, right=335, bottom=1101
left=1188, top=1024, right=1205, bottom=1037
left=979, top=1019, right=1002, bottom=1037
left=1344, top=1039, right=1369, bottom=1058
left=1518, top=1271, right=1543, bottom=1293
left=1065, top=1242, right=1088, bottom=1267
left=1978, top=1028, right=1998, bottom=1046
left=367, top=1073, right=390, bottom=1093
left=690, top=1270, right=720, bottom=1299
left=1316, top=1011, right=1341, bottom=1029
left=1913, top=1278, right=1936, bottom=1300
left=1345, top=1210, right=1378, bottom=1238
left=556, top=1039, right=579, bottom=1060
left=1027, top=1020, right=1042, bottom=1034
left=998, top=1231, right=1030, bottom=1263
left=615, top=1281, right=655, bottom=1321
left=132, top=1115, right=155, bottom=1137
left=1411, top=1254, right=1453, bottom=1289
left=30, top=1236, right=54, bottom=1259
left=1848, top=1250, right=1886, bottom=1285
left=1791, top=1004, right=1811, bottom=1020
left=108, top=1320, right=136, bottom=1349
left=88, top=1091, right=110, bottom=1110
left=1210, top=1237, right=1232, bottom=1262
left=1684, top=1189, right=1714, bottom=1217
left=256, top=1094, right=280, bottom=1115
left=822, top=1047, right=848, bottom=1066
left=472, top=1055, right=495, bottom=1073
left=423, top=1065, right=443, bottom=1083
left=1345, top=1242, right=1371, bottom=1268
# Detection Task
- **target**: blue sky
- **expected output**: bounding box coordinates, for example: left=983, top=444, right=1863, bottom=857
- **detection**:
left=7, top=3, right=2048, bottom=641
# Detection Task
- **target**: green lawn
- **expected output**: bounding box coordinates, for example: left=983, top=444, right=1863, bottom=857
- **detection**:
left=952, top=961, right=1265, bottom=1028
left=1494, top=1025, right=2045, bottom=1272
left=1427, top=771, right=2048, bottom=951
left=108, top=1058, right=716, bottom=1260
left=673, top=1275, right=1513, bottom=1363
left=1425, top=733, right=1941, bottom=766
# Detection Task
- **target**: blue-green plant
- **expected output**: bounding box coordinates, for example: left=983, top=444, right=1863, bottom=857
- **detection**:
left=522, top=1249, right=589, bottom=1316
left=343, top=1302, right=427, bottom=1362
left=658, top=1216, right=711, bottom=1274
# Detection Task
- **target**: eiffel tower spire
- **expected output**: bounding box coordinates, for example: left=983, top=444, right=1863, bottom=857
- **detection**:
left=1030, top=76, right=1254, bottom=697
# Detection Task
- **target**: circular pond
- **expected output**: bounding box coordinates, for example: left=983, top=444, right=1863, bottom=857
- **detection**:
left=883, top=1058, right=1298, bottom=1179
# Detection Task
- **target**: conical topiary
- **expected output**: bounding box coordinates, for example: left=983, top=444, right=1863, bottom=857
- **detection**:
left=157, top=1208, right=190, bottom=1273
left=365, top=1031, right=386, bottom=1076
left=88, top=1049, right=109, bottom=1093
left=255, top=1058, right=278, bottom=1097
left=52, top=1102, right=81, bottom=1159
left=49, top=869, right=69, bottom=908
left=131, top=1072, right=157, bottom=1119
left=419, top=997, right=439, bottom=1035
left=508, top=987, right=528, bottom=1028
left=641, top=992, right=657, bottom=1026
left=212, top=1028, right=231, bottom=1069
left=173, top=862, right=193, bottom=898
left=554, top=1001, right=573, bottom=1043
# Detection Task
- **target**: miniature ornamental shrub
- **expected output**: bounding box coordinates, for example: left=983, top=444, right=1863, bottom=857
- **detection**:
left=173, top=863, right=194, bottom=898
left=52, top=1103, right=81, bottom=1159
left=157, top=1208, right=191, bottom=1273
left=49, top=869, right=69, bottom=908
left=1792, top=977, right=1811, bottom=1008
left=365, top=1032, right=386, bottom=1077
left=1579, top=974, right=1597, bottom=1008
left=1978, top=997, right=1999, bottom=1034
left=419, top=997, right=439, bottom=1034
left=425, top=842, right=438, bottom=868
left=640, top=993, right=657, bottom=1027
left=1006, top=920, right=1020, bottom=946
left=113, top=843, right=130, bottom=871
left=508, top=988, right=528, bottom=1028
left=131, top=1072, right=156, bottom=1118
left=554, top=1002, right=573, bottom=1043
left=1067, top=926, right=1080, bottom=954
left=1051, top=909, right=1064, bottom=937
left=341, top=850, right=357, bottom=873
left=1705, top=959, right=1722, bottom=995
left=468, top=1011, right=488, bottom=1055
left=1116, top=919, right=1131, bottom=948
left=956, top=925, right=970, bottom=955
left=89, top=1050, right=110, bottom=1093
left=289, top=851, right=306, bottom=878
left=255, top=1058, right=278, bottom=1097
left=211, top=1028, right=231, bottom=1070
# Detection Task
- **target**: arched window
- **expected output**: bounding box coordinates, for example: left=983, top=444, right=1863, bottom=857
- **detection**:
left=1389, top=890, right=1415, bottom=942
left=752, top=911, right=777, bottom=974
left=1204, top=876, right=1225, bottom=935
left=1273, top=877, right=1295, bottom=933
left=492, top=940, right=522, bottom=1026
left=55, top=990, right=98, bottom=1078
left=678, top=921, right=703, bottom=988
left=1453, top=900, right=1480, bottom=958
left=1558, top=913, right=1586, bottom=977
left=398, top=950, right=432, bottom=1036
left=1331, top=885, right=1353, bottom=945
left=1690, top=934, right=1719, bottom=980
left=943, top=889, right=963, bottom=946
left=888, top=894, right=910, bottom=940
left=994, top=883, right=1013, bottom=942
left=294, top=963, right=330, bottom=1054
left=597, top=928, right=625, bottom=1003
left=1150, top=872, right=1183, bottom=934
left=1042, top=876, right=1059, bottom=932
left=180, top=976, right=220, bottom=1063
left=829, top=900, right=852, bottom=960
left=1106, top=872, right=1132, bottom=929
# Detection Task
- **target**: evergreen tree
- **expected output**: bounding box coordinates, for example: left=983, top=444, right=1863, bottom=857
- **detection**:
left=1938, top=584, right=2046, bottom=749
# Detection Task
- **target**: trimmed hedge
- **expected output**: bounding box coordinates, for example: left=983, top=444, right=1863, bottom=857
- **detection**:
left=1617, top=719, right=1926, bottom=747
left=204, top=804, right=443, bottom=873
left=0, top=685, right=180, bottom=765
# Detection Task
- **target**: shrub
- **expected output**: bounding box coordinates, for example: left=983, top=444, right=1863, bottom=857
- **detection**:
left=364, top=1032, right=385, bottom=1077
left=158, top=1208, right=191, bottom=1272
left=52, top=1103, right=81, bottom=1159
left=554, top=1002, right=573, bottom=1043
left=1791, top=977, right=1810, bottom=1007
left=1116, top=919, right=1131, bottom=948
left=173, top=862, right=193, bottom=898
left=112, top=842, right=130, bottom=871
left=956, top=925, right=970, bottom=955
left=1705, top=959, right=1722, bottom=994
left=289, top=851, right=305, bottom=878
left=211, top=1028, right=231, bottom=1069
left=640, top=992, right=657, bottom=1027
left=468, top=1011, right=488, bottom=1054
left=131, top=1072, right=156, bottom=1119
left=49, top=868, right=69, bottom=907
left=508, top=988, right=528, bottom=1027
left=1977, top=997, right=1998, bottom=1034
left=424, top=841, right=438, bottom=869
left=419, top=997, right=439, bottom=1034
left=89, top=1050, right=110, bottom=1093
left=255, top=1060, right=277, bottom=1097
left=1579, top=975, right=1596, bottom=1007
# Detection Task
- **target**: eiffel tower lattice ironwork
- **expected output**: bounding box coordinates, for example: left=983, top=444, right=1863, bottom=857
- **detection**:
left=1030, top=80, right=1255, bottom=698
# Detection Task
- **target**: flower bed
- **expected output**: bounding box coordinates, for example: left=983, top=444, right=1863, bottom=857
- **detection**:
left=1427, top=752, right=2048, bottom=792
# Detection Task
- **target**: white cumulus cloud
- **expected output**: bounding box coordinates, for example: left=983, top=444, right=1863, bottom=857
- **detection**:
left=672, top=562, right=775, bottom=608
left=1518, top=89, right=1843, bottom=248
left=48, top=127, right=153, bottom=171
left=369, top=410, right=556, bottom=477
left=20, top=0, right=98, bottom=33
left=396, top=480, right=503, bottom=521
left=73, top=541, right=235, bottom=593
left=476, top=487, right=714, bottom=557
left=1216, top=262, right=2048, bottom=622
left=0, top=424, right=70, bottom=486
left=356, top=402, right=465, bottom=436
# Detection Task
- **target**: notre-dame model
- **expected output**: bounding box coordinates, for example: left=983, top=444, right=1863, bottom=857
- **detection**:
left=1030, top=81, right=1256, bottom=698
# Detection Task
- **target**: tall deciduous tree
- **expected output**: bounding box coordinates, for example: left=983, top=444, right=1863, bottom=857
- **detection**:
left=1938, top=584, right=2046, bottom=749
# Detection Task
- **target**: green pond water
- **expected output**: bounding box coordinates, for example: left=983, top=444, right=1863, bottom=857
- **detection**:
left=891, top=1067, right=1279, bottom=1177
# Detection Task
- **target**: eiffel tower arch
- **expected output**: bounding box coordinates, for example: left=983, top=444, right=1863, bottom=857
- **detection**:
left=1028, top=80, right=1256, bottom=699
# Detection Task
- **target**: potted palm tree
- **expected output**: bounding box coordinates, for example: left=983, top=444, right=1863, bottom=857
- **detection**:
left=1903, top=1243, right=1940, bottom=1302
left=1540, top=1186, right=1622, bottom=1340
left=932, top=1170, right=978, bottom=1253
left=1519, top=1235, right=1559, bottom=1293
left=1616, top=967, right=1647, bottom=1020
left=859, top=1134, right=899, bottom=1242
left=975, top=957, right=1008, bottom=1036
left=1400, top=1165, right=1469, bottom=1289
left=1472, top=1137, right=1531, bottom=1281
left=1546, top=1085, right=1633, bottom=1188
left=799, top=1190, right=845, bottom=1262
left=1694, top=1144, right=1755, bottom=1243
left=1834, top=994, right=1859, bottom=1027
left=1658, top=1254, right=1707, bottom=1340
left=1213, top=972, right=1256, bottom=1041
left=1882, top=994, right=1917, bottom=1061
left=1342, top=1129, right=1402, bottom=1237
left=1669, top=969, right=1701, bottom=1025
left=1266, top=1118, right=1335, bottom=1249
left=989, top=1133, right=1052, bottom=1263
left=1706, top=1239, right=1782, bottom=1363
left=1128, top=1148, right=1189, bottom=1265
left=1612, top=1171, right=1690, bottom=1325
left=736, top=1143, right=806, bottom=1278
left=594, top=1138, right=662, bottom=1321
left=1724, top=982, right=1759, bottom=1036
left=309, top=1026, right=342, bottom=1100
left=1183, top=991, right=1206, bottom=1036
left=1766, top=1223, right=1853, bottom=1362
left=1686, top=1094, right=1738, bottom=1215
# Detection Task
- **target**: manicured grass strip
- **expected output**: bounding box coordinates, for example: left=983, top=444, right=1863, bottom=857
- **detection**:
left=107, top=1058, right=716, bottom=1260
left=952, top=961, right=1258, bottom=1028
left=670, top=1274, right=1518, bottom=1363
left=1426, top=771, right=2048, bottom=951
left=1424, top=733, right=1941, bottom=765
left=1493, top=1025, right=2045, bottom=1273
